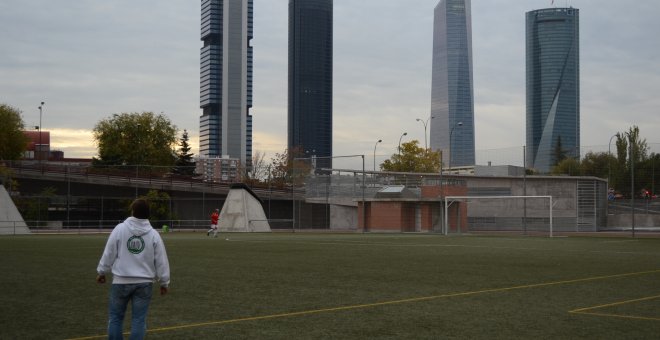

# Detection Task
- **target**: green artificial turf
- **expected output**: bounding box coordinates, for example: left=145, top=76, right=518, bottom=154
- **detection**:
left=1, top=233, right=659, bottom=339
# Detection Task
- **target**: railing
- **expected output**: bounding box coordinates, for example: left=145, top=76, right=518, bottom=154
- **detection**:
left=0, top=219, right=299, bottom=235
left=2, top=160, right=301, bottom=199
left=4, top=160, right=226, bottom=189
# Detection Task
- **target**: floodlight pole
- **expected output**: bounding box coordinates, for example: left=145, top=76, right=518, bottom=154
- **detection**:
left=362, top=155, right=366, bottom=232
left=291, top=161, right=295, bottom=232
left=628, top=136, right=635, bottom=238
left=549, top=196, right=554, bottom=238
left=38, top=102, right=44, bottom=167
left=523, top=145, right=527, bottom=235
left=135, top=123, right=141, bottom=198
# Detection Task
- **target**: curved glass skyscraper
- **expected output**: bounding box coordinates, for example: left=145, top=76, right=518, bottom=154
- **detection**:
left=526, top=7, right=579, bottom=173
left=288, top=0, right=333, bottom=169
left=199, top=0, right=254, bottom=168
left=430, top=0, right=475, bottom=169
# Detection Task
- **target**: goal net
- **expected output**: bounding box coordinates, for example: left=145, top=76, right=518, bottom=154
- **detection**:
left=443, top=196, right=554, bottom=237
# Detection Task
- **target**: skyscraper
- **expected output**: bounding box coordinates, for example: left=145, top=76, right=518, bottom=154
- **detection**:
left=429, top=0, right=475, bottom=168
left=199, top=0, right=253, bottom=168
left=288, top=0, right=333, bottom=169
left=526, top=7, right=580, bottom=173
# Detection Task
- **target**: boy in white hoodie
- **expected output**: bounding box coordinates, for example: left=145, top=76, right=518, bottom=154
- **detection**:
left=96, top=199, right=170, bottom=340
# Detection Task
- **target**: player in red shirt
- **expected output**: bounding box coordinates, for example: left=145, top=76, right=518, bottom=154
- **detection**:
left=207, top=208, right=220, bottom=238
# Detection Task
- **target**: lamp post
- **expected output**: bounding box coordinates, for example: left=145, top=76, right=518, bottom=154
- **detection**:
left=373, top=139, right=382, bottom=172
left=416, top=116, right=434, bottom=150
left=38, top=102, right=44, bottom=161
left=608, top=134, right=617, bottom=188
left=398, top=132, right=407, bottom=156
left=449, top=121, right=463, bottom=170
left=628, top=133, right=635, bottom=238
left=135, top=123, right=141, bottom=198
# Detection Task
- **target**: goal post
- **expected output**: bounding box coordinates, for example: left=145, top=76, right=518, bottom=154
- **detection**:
left=444, top=195, right=554, bottom=237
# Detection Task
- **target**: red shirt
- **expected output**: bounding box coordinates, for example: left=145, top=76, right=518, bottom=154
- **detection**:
left=211, top=212, right=219, bottom=224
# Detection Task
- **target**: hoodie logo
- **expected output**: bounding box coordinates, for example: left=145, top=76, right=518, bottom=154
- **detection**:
left=127, top=236, right=145, bottom=254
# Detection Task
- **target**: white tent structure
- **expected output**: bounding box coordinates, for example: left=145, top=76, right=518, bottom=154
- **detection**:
left=0, top=186, right=30, bottom=235
left=218, top=183, right=271, bottom=232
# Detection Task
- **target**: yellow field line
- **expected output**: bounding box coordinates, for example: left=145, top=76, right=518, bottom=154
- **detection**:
left=570, top=311, right=660, bottom=322
left=570, top=294, right=660, bottom=313
left=569, top=294, right=660, bottom=321
left=66, top=269, right=660, bottom=340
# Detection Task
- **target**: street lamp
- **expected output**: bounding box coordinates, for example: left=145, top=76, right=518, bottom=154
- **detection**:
left=627, top=132, right=635, bottom=237
left=373, top=139, right=382, bottom=172
left=608, top=134, right=617, bottom=189
left=416, top=116, right=434, bottom=150
left=38, top=102, right=44, bottom=161
left=449, top=121, right=463, bottom=170
left=135, top=123, right=141, bottom=198
left=398, top=132, right=407, bottom=156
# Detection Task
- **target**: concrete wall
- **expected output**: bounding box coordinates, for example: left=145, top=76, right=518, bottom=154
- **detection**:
left=608, top=214, right=660, bottom=229
left=464, top=176, right=605, bottom=231
left=0, top=186, right=30, bottom=235
left=330, top=205, right=357, bottom=230
left=323, top=175, right=606, bottom=232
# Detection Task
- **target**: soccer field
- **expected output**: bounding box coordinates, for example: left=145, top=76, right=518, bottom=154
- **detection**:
left=1, top=232, right=659, bottom=339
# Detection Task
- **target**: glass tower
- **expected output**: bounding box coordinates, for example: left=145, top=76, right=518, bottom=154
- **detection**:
left=526, top=7, right=579, bottom=173
left=288, top=0, right=333, bottom=169
left=199, top=0, right=254, bottom=169
left=429, top=0, right=475, bottom=168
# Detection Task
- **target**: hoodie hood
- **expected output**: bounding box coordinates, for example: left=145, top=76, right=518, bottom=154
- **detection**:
left=124, top=216, right=153, bottom=236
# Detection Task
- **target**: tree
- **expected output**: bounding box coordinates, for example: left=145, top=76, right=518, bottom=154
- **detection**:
left=551, top=157, right=581, bottom=176
left=579, top=152, right=613, bottom=179
left=0, top=103, right=29, bottom=161
left=613, top=126, right=649, bottom=194
left=552, top=136, right=568, bottom=167
left=173, top=129, right=195, bottom=175
left=92, top=112, right=177, bottom=167
left=613, top=131, right=629, bottom=191
left=624, top=125, right=648, bottom=162
left=380, top=140, right=441, bottom=173
left=638, top=153, right=659, bottom=196
left=244, top=151, right=268, bottom=184
left=143, top=190, right=174, bottom=227
left=0, top=165, right=19, bottom=193
left=549, top=151, right=615, bottom=178
left=615, top=126, right=649, bottom=165
left=267, top=146, right=310, bottom=188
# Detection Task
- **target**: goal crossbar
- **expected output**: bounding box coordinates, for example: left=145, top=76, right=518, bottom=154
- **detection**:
left=444, top=195, right=553, bottom=237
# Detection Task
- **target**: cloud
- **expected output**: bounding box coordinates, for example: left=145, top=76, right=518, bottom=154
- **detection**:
left=48, top=128, right=96, bottom=158
left=2, top=0, right=660, bottom=170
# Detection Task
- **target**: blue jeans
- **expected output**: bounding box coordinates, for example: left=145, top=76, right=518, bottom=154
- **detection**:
left=108, top=282, right=153, bottom=340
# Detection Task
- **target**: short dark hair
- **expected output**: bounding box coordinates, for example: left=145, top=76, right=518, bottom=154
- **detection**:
left=131, top=199, right=150, bottom=219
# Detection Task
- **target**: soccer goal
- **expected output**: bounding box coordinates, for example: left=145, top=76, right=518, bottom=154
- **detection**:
left=443, top=195, right=554, bottom=237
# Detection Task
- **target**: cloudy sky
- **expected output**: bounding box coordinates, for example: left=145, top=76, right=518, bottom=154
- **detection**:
left=1, top=0, right=659, bottom=169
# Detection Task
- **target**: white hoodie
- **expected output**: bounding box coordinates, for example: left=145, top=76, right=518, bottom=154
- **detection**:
left=97, top=217, right=170, bottom=287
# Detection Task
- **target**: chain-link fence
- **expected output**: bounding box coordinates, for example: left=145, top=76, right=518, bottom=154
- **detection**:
left=3, top=142, right=660, bottom=235
left=295, top=143, right=660, bottom=233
